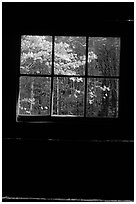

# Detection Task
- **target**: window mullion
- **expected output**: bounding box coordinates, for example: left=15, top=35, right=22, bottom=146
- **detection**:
left=84, top=36, right=88, bottom=117
left=50, top=36, right=55, bottom=116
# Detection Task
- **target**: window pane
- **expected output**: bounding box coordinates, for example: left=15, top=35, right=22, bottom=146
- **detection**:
left=20, top=35, right=52, bottom=75
left=52, top=77, right=85, bottom=116
left=88, top=37, right=120, bottom=76
left=18, top=76, right=51, bottom=115
left=54, top=36, right=86, bottom=75
left=87, top=78, right=119, bottom=117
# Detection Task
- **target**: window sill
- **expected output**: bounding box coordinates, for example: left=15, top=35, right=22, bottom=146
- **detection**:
left=16, top=114, right=118, bottom=123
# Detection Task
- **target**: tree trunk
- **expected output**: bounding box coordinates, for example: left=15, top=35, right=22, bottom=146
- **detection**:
left=30, top=80, right=34, bottom=115
left=56, top=77, right=59, bottom=115
left=18, top=92, right=21, bottom=115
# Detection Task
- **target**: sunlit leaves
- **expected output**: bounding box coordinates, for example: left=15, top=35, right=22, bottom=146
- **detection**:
left=87, top=78, right=119, bottom=117
left=19, top=77, right=51, bottom=115
left=88, top=37, right=120, bottom=76
left=20, top=35, right=52, bottom=74
left=53, top=77, right=85, bottom=116
left=54, top=36, right=86, bottom=75
left=18, top=36, right=120, bottom=117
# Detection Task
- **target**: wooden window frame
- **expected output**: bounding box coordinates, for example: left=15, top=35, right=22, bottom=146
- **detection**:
left=17, top=35, right=120, bottom=122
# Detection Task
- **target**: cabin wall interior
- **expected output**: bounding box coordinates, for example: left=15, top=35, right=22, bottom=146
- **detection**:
left=2, top=3, right=134, bottom=201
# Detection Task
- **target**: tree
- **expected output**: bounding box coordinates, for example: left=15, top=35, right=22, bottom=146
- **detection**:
left=88, top=37, right=120, bottom=76
left=19, top=35, right=120, bottom=117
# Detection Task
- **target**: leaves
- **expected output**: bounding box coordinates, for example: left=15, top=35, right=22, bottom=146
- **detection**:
left=18, top=36, right=120, bottom=117
left=54, top=36, right=86, bottom=75
left=87, top=78, right=119, bottom=117
left=88, top=37, right=120, bottom=76
left=21, top=35, right=52, bottom=74
left=19, top=77, right=51, bottom=115
left=53, top=77, right=85, bottom=116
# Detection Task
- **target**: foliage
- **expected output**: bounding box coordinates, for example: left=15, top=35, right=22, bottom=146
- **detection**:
left=88, top=37, right=120, bottom=76
left=19, top=77, right=51, bottom=115
left=87, top=78, right=119, bottom=117
left=53, top=77, right=84, bottom=116
left=18, top=35, right=120, bottom=117
left=21, top=35, right=52, bottom=74
left=54, top=36, right=86, bottom=75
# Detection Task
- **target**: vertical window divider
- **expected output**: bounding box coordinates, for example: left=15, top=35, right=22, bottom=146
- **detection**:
left=50, top=36, right=55, bottom=116
left=17, top=37, right=22, bottom=118
left=84, top=36, right=88, bottom=117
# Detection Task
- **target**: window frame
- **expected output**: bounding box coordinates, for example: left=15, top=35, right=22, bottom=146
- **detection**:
left=17, top=35, right=120, bottom=122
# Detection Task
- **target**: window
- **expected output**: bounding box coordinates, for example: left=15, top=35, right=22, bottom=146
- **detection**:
left=17, top=35, right=120, bottom=120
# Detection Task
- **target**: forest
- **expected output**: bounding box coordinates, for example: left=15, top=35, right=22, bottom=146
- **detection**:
left=18, top=35, right=120, bottom=117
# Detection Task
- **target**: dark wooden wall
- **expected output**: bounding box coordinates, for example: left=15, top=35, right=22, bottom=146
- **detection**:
left=2, top=2, right=134, bottom=201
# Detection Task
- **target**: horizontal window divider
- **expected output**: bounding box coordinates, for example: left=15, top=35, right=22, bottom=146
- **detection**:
left=51, top=114, right=84, bottom=117
left=85, top=76, right=119, bottom=79
left=53, top=74, right=85, bottom=78
left=20, top=74, right=52, bottom=77
left=20, top=74, right=120, bottom=79
left=86, top=75, right=120, bottom=79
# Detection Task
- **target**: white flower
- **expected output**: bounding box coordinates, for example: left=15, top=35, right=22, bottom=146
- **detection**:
left=69, top=77, right=76, bottom=82
left=100, top=86, right=110, bottom=92
left=76, top=77, right=83, bottom=82
left=88, top=51, right=98, bottom=63
left=76, top=90, right=80, bottom=94
left=89, top=99, right=94, bottom=104
left=74, top=94, right=77, bottom=98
